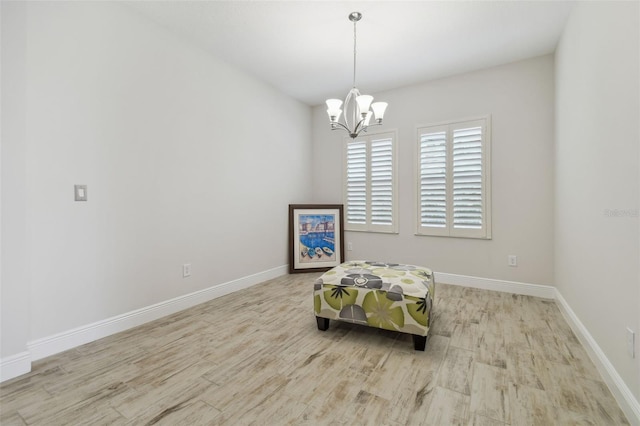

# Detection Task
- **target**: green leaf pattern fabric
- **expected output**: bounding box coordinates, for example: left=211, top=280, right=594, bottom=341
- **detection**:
left=323, top=285, right=358, bottom=311
left=362, top=290, right=405, bottom=330
left=314, top=261, right=435, bottom=337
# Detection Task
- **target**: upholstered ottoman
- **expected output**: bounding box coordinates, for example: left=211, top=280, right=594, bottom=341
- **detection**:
left=313, top=261, right=435, bottom=350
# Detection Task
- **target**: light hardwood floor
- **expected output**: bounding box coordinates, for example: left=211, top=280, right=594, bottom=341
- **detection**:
left=0, top=273, right=629, bottom=425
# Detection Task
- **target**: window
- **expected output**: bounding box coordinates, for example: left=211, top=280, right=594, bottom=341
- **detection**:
left=417, top=117, right=491, bottom=239
left=343, top=131, right=398, bottom=233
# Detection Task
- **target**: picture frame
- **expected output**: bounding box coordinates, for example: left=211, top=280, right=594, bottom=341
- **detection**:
left=289, top=204, right=344, bottom=273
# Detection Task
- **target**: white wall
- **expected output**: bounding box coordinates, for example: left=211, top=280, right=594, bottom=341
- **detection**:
left=312, top=55, right=556, bottom=286
left=1, top=1, right=311, bottom=366
left=1, top=2, right=31, bottom=367
left=555, top=1, right=639, bottom=401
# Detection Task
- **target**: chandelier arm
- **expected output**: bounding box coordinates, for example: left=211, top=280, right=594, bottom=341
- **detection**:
left=352, top=125, right=368, bottom=139
left=331, top=120, right=364, bottom=139
left=330, top=121, right=352, bottom=133
left=330, top=116, right=384, bottom=138
left=357, top=121, right=383, bottom=136
left=352, top=118, right=365, bottom=134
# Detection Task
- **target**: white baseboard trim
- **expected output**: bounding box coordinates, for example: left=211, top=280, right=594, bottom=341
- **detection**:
left=435, top=271, right=556, bottom=299
left=0, top=351, right=31, bottom=382
left=555, top=289, right=640, bottom=425
left=26, top=264, right=288, bottom=363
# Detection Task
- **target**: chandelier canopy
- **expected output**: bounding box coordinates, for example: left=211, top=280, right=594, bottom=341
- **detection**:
left=326, top=12, right=388, bottom=139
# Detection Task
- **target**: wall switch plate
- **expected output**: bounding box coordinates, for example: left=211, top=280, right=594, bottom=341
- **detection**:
left=508, top=255, right=517, bottom=267
left=182, top=264, right=192, bottom=278
left=627, top=327, right=635, bottom=358
left=74, top=185, right=88, bottom=201
left=347, top=242, right=353, bottom=251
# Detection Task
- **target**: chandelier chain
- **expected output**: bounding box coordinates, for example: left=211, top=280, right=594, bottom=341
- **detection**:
left=353, top=17, right=357, bottom=88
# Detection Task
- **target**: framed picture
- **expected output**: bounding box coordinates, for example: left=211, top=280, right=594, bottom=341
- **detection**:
left=289, top=204, right=344, bottom=273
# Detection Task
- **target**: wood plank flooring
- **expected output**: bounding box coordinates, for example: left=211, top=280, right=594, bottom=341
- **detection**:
left=0, top=273, right=629, bottom=425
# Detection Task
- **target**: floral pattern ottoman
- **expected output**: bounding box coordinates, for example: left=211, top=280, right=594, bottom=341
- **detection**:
left=313, top=261, right=435, bottom=350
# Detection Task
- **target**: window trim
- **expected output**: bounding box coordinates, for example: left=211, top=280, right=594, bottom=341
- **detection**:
left=415, top=116, right=492, bottom=239
left=343, top=130, right=398, bottom=234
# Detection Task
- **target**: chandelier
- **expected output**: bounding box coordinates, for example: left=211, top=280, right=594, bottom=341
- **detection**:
left=325, top=12, right=388, bottom=139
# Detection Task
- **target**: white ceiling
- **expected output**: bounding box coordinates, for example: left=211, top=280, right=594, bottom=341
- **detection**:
left=124, top=1, right=576, bottom=106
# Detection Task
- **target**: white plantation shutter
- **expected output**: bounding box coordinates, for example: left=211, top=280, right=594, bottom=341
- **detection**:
left=370, top=138, right=394, bottom=226
left=344, top=132, right=397, bottom=233
left=419, top=129, right=448, bottom=231
left=346, top=142, right=367, bottom=225
left=417, top=117, right=491, bottom=239
left=452, top=125, right=483, bottom=230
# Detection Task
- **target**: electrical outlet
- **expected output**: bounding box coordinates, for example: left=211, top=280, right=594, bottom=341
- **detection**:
left=508, top=255, right=517, bottom=267
left=627, top=327, right=635, bottom=358
left=347, top=242, right=353, bottom=251
left=182, top=263, right=192, bottom=278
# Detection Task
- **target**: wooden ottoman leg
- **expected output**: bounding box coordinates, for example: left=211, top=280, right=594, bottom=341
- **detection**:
left=316, top=316, right=329, bottom=331
left=413, top=335, right=427, bottom=351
